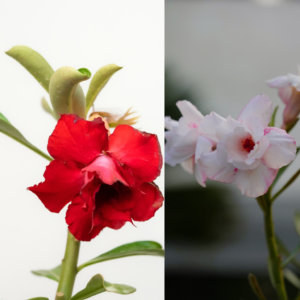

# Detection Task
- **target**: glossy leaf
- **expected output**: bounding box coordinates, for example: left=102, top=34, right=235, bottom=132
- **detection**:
left=27, top=298, right=49, bottom=300
left=248, top=273, right=267, bottom=300
left=41, top=97, right=57, bottom=120
left=78, top=241, right=164, bottom=271
left=32, top=264, right=61, bottom=282
left=49, top=67, right=90, bottom=119
left=0, top=115, right=52, bottom=161
left=271, top=147, right=300, bottom=188
left=85, top=64, right=122, bottom=112
left=6, top=45, right=54, bottom=92
left=70, top=274, right=136, bottom=300
left=268, top=105, right=279, bottom=127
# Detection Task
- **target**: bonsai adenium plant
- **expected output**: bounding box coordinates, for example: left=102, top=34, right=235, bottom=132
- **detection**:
left=2, top=45, right=164, bottom=300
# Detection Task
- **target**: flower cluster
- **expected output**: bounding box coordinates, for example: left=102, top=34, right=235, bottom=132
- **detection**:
left=29, top=115, right=163, bottom=241
left=165, top=95, right=296, bottom=198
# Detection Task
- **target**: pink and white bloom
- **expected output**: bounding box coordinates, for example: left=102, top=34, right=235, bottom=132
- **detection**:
left=199, top=95, right=296, bottom=198
left=165, top=100, right=215, bottom=187
left=267, top=67, right=300, bottom=128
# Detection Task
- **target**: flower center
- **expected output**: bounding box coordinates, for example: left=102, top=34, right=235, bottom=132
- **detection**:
left=242, top=137, right=255, bottom=153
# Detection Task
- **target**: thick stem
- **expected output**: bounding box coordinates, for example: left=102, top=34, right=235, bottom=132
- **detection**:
left=56, top=230, right=81, bottom=300
left=263, top=200, right=288, bottom=300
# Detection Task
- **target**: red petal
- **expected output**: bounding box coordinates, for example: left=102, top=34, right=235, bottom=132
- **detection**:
left=28, top=160, right=84, bottom=213
left=66, top=180, right=102, bottom=241
left=108, top=125, right=162, bottom=182
left=129, top=182, right=164, bottom=221
left=95, top=185, right=132, bottom=222
left=83, top=155, right=129, bottom=186
left=48, top=115, right=108, bottom=165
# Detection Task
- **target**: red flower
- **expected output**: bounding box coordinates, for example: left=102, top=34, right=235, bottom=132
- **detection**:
left=28, top=115, right=163, bottom=241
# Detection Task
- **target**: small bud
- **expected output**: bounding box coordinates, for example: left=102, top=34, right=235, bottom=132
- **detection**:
left=281, top=86, right=300, bottom=129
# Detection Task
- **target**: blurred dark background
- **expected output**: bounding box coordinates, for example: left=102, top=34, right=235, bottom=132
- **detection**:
left=165, top=1, right=300, bottom=299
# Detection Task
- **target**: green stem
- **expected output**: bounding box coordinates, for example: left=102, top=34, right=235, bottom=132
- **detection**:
left=262, top=197, right=288, bottom=300
left=272, top=169, right=300, bottom=203
left=56, top=230, right=81, bottom=300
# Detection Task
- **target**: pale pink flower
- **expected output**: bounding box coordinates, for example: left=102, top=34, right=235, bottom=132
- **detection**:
left=199, top=95, right=296, bottom=198
left=267, top=68, right=300, bottom=128
left=165, top=100, right=215, bottom=187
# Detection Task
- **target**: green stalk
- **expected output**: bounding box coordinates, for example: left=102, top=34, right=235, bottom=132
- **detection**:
left=260, top=195, right=288, bottom=300
left=56, top=231, right=81, bottom=300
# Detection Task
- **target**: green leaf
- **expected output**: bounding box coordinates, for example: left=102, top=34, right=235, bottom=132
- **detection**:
left=294, top=211, right=300, bottom=237
left=6, top=45, right=54, bottom=92
left=27, top=298, right=49, bottom=300
left=271, top=147, right=300, bottom=188
left=284, top=269, right=300, bottom=289
left=32, top=264, right=61, bottom=282
left=248, top=273, right=268, bottom=300
left=78, top=68, right=91, bottom=77
left=49, top=67, right=90, bottom=119
left=276, top=236, right=300, bottom=270
left=78, top=241, right=164, bottom=271
left=269, top=105, right=279, bottom=127
left=85, top=64, right=122, bottom=113
left=70, top=274, right=136, bottom=300
left=41, top=97, right=57, bottom=120
left=282, top=241, right=300, bottom=268
left=0, top=112, right=10, bottom=123
left=0, top=115, right=52, bottom=161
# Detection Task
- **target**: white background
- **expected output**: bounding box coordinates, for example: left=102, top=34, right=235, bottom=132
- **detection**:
left=0, top=1, right=164, bottom=299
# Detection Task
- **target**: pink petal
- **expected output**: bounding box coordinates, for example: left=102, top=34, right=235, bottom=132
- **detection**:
left=201, top=150, right=236, bottom=183
left=195, top=135, right=215, bottom=161
left=176, top=100, right=204, bottom=126
left=262, top=127, right=296, bottom=169
left=165, top=128, right=199, bottom=166
left=180, top=157, right=194, bottom=174
left=215, top=116, right=240, bottom=141
left=243, top=116, right=264, bottom=143
left=194, top=161, right=207, bottom=187
left=278, top=86, right=292, bottom=104
left=165, top=116, right=178, bottom=131
left=199, top=112, right=226, bottom=142
left=82, top=155, right=129, bottom=186
left=266, top=76, right=290, bottom=88
left=237, top=94, right=272, bottom=128
left=235, top=164, right=278, bottom=198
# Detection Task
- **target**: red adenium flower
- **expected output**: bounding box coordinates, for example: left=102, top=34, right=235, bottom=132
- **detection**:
left=29, top=115, right=163, bottom=241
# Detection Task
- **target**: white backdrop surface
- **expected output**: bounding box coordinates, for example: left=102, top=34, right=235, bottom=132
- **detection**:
left=0, top=1, right=164, bottom=299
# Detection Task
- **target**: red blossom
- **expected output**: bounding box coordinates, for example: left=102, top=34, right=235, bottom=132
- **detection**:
left=28, top=114, right=163, bottom=241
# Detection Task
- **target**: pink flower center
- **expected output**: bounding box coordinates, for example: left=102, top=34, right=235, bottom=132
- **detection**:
left=242, top=137, right=255, bottom=153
